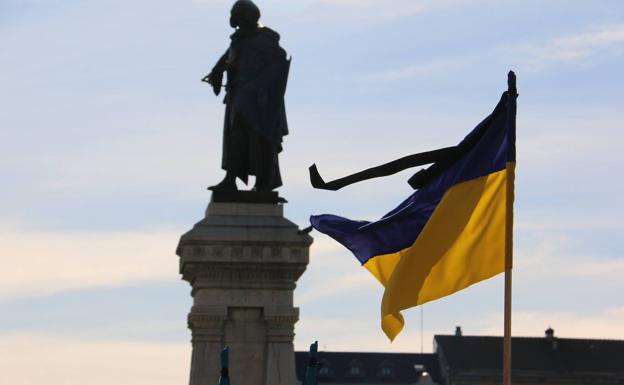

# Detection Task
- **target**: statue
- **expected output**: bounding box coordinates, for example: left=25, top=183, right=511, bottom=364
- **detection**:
left=203, top=0, right=290, bottom=194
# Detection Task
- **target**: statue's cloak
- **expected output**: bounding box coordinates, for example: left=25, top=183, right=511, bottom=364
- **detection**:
left=219, top=27, right=289, bottom=188
left=225, top=27, right=289, bottom=147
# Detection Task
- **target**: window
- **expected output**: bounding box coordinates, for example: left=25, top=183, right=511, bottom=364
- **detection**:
left=347, top=360, right=364, bottom=378
left=378, top=360, right=395, bottom=379
left=317, top=360, right=331, bottom=378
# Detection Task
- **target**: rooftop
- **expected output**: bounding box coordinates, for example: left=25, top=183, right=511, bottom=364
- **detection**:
left=295, top=351, right=442, bottom=384
left=435, top=334, right=624, bottom=374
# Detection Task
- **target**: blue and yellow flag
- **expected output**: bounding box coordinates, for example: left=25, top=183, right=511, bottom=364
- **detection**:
left=310, top=74, right=517, bottom=341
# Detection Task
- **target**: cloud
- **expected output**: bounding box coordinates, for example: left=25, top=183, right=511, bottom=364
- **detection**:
left=360, top=58, right=467, bottom=82
left=513, top=216, right=623, bottom=279
left=0, top=226, right=181, bottom=301
left=297, top=271, right=376, bottom=305
left=0, top=332, right=189, bottom=385
left=354, top=24, right=624, bottom=81
left=525, top=245, right=624, bottom=280
left=475, top=307, right=624, bottom=339
left=515, top=215, right=622, bottom=232
left=356, top=23, right=624, bottom=85
left=37, top=113, right=221, bottom=197
left=74, top=319, right=186, bottom=341
left=295, top=236, right=379, bottom=305
left=317, top=0, right=429, bottom=16
left=518, top=108, right=624, bottom=167
left=561, top=258, right=624, bottom=278
left=296, top=315, right=436, bottom=352
left=298, top=0, right=488, bottom=24
left=300, top=295, right=624, bottom=354
left=513, top=24, right=624, bottom=70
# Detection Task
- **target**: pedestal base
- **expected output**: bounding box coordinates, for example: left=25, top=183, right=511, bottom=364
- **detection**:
left=177, top=201, right=312, bottom=385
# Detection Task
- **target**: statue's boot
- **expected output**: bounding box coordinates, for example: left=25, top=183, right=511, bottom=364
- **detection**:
left=208, top=173, right=238, bottom=192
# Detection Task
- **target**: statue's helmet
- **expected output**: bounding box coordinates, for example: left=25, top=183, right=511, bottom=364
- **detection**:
left=230, top=0, right=261, bottom=29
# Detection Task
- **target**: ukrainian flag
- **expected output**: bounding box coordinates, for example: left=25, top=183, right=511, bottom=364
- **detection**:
left=310, top=78, right=517, bottom=341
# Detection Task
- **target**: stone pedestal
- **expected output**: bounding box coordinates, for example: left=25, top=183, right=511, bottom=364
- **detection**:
left=176, top=201, right=312, bottom=385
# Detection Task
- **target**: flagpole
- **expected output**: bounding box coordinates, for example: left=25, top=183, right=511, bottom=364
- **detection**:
left=503, top=70, right=517, bottom=385
left=503, top=267, right=512, bottom=385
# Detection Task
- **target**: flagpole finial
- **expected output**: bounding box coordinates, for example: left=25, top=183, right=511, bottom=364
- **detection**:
left=507, top=71, right=517, bottom=95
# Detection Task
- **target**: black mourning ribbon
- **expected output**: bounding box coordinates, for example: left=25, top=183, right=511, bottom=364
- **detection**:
left=308, top=146, right=458, bottom=191
left=308, top=85, right=513, bottom=191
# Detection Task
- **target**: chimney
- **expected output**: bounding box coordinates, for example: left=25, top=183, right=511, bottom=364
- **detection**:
left=545, top=327, right=558, bottom=350
left=455, top=326, right=462, bottom=337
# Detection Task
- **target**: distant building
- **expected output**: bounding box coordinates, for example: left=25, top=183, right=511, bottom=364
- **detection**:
left=294, top=351, right=441, bottom=385
left=295, top=329, right=624, bottom=385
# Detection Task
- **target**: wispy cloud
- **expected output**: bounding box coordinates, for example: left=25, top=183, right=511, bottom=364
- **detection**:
left=297, top=306, right=624, bottom=351
left=516, top=215, right=622, bottom=232
left=301, top=0, right=488, bottom=24
left=514, top=24, right=624, bottom=70
left=475, top=307, right=624, bottom=339
left=360, top=58, right=467, bottom=82
left=0, top=332, right=189, bottom=385
left=296, top=236, right=378, bottom=305
left=362, top=23, right=624, bottom=83
left=0, top=226, right=180, bottom=301
left=513, top=220, right=623, bottom=279
left=563, top=259, right=624, bottom=278
left=296, top=315, right=435, bottom=352
left=297, top=271, right=376, bottom=305
left=317, top=0, right=429, bottom=17
left=518, top=247, right=624, bottom=282
left=297, top=292, right=624, bottom=353
left=515, top=107, right=624, bottom=177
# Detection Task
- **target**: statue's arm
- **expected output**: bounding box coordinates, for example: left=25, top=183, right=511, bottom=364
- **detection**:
left=202, top=50, right=229, bottom=96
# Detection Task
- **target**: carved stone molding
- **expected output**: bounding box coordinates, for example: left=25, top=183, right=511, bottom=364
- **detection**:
left=182, top=262, right=307, bottom=291
left=188, top=318, right=226, bottom=343
left=179, top=243, right=310, bottom=266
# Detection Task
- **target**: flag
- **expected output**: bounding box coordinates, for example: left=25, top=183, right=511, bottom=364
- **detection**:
left=310, top=73, right=517, bottom=341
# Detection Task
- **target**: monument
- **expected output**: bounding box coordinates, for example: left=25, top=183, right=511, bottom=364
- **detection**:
left=177, top=2, right=311, bottom=385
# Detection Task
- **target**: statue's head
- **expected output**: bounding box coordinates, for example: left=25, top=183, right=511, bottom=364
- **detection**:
left=230, top=0, right=261, bottom=29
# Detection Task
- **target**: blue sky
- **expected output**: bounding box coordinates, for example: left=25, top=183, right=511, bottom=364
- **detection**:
left=1, top=1, right=623, bottom=384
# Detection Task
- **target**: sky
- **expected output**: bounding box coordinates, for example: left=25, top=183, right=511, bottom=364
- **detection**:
left=1, top=0, right=623, bottom=384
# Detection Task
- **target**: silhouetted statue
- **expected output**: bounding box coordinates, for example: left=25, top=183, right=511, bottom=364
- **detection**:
left=204, top=0, right=290, bottom=193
